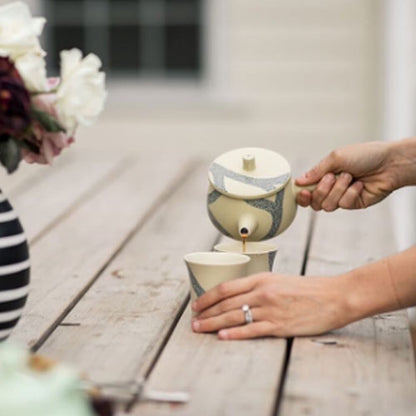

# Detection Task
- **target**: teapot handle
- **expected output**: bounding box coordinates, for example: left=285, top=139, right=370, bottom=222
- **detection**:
left=292, top=174, right=341, bottom=195
left=292, top=182, right=316, bottom=194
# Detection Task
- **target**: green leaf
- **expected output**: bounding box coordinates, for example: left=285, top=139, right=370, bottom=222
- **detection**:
left=20, top=139, right=40, bottom=154
left=0, top=138, right=22, bottom=174
left=31, top=107, right=66, bottom=133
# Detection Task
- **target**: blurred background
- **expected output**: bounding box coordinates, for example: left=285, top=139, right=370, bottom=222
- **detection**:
left=22, top=0, right=381, bottom=157
left=3, top=0, right=416, bottom=249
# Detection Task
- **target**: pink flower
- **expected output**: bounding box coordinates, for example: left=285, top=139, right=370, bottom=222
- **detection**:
left=22, top=82, right=74, bottom=165
left=0, top=56, right=31, bottom=137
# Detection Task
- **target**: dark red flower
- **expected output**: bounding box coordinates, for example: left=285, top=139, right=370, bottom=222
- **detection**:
left=0, top=57, right=31, bottom=138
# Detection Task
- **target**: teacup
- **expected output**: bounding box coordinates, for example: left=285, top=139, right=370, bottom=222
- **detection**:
left=184, top=252, right=250, bottom=303
left=214, top=241, right=277, bottom=274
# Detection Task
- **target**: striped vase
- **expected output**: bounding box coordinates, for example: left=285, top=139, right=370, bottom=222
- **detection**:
left=0, top=191, right=30, bottom=341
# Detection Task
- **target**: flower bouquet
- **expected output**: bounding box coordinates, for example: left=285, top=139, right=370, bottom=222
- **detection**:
left=0, top=1, right=107, bottom=173
left=0, top=4, right=109, bottom=400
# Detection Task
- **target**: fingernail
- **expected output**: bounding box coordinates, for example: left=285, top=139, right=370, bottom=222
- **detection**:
left=191, top=301, right=197, bottom=311
left=341, top=172, right=352, bottom=180
left=218, top=329, right=228, bottom=340
left=324, top=174, right=335, bottom=184
left=192, top=320, right=200, bottom=331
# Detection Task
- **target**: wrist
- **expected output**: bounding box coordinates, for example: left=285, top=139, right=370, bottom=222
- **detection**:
left=387, top=138, right=416, bottom=188
left=325, top=276, right=359, bottom=328
left=339, top=260, right=401, bottom=322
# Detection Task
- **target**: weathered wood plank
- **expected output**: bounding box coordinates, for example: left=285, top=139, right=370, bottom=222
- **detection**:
left=0, top=157, right=58, bottom=196
left=3, top=153, right=125, bottom=243
left=39, top=164, right=219, bottom=383
left=281, top=201, right=416, bottom=416
left=9, top=154, right=195, bottom=349
left=411, top=324, right=416, bottom=366
left=132, top=206, right=313, bottom=415
left=408, top=308, right=416, bottom=365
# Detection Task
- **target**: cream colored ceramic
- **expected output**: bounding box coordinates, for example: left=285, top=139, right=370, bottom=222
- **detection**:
left=207, top=147, right=314, bottom=241
left=214, top=241, right=277, bottom=274
left=184, top=252, right=250, bottom=303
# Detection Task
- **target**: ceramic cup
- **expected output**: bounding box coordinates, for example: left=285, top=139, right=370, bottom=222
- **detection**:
left=184, top=252, right=250, bottom=303
left=214, top=241, right=277, bottom=274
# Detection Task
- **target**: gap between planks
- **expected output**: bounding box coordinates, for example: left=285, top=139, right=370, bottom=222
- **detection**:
left=38, top=162, right=220, bottom=386
left=1, top=153, right=129, bottom=244
left=32, top=157, right=199, bottom=351
left=9, top=154, right=199, bottom=349
left=279, top=202, right=416, bottom=416
left=29, top=158, right=134, bottom=245
left=131, top=208, right=313, bottom=416
left=130, top=229, right=224, bottom=399
left=274, top=211, right=317, bottom=416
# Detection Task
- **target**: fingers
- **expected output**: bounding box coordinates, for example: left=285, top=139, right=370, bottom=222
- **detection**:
left=192, top=306, right=263, bottom=333
left=218, top=322, right=276, bottom=340
left=192, top=275, right=259, bottom=313
left=295, top=150, right=342, bottom=186
left=196, top=292, right=258, bottom=319
left=310, top=173, right=336, bottom=210
left=320, top=172, right=353, bottom=212
left=297, top=173, right=363, bottom=211
left=192, top=307, right=275, bottom=340
left=296, top=189, right=312, bottom=207
left=338, top=180, right=364, bottom=209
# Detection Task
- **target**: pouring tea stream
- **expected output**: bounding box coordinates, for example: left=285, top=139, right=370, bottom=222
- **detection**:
left=207, top=147, right=315, bottom=241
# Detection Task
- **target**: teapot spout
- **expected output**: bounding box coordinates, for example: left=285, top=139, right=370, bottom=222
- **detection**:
left=238, top=214, right=258, bottom=240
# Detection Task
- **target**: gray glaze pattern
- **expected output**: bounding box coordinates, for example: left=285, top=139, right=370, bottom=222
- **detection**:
left=268, top=251, right=277, bottom=271
left=246, top=189, right=285, bottom=240
left=186, top=265, right=205, bottom=297
left=207, top=189, right=222, bottom=205
left=210, top=163, right=290, bottom=194
left=207, top=196, right=232, bottom=237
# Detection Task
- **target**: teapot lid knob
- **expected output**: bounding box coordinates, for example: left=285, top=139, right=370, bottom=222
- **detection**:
left=242, top=154, right=255, bottom=171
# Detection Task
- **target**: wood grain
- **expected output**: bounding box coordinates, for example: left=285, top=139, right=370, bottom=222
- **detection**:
left=132, top=205, right=312, bottom=415
left=280, top=201, right=416, bottom=416
left=39, top=164, right=219, bottom=383
left=4, top=153, right=125, bottom=243
left=9, top=154, right=195, bottom=349
left=0, top=156, right=60, bottom=197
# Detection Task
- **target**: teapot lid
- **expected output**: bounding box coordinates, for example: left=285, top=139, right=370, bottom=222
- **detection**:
left=208, top=147, right=291, bottom=199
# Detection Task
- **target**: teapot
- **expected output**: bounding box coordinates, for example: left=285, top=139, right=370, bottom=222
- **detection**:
left=207, top=147, right=314, bottom=241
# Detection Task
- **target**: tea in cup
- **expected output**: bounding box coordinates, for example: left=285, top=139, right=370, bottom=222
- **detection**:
left=184, top=252, right=250, bottom=303
left=214, top=241, right=277, bottom=274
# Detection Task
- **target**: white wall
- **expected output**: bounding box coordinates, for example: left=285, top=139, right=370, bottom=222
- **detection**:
left=1, top=0, right=382, bottom=167
left=382, top=0, right=416, bottom=339
left=382, top=0, right=416, bottom=251
left=75, top=0, right=382, bottom=170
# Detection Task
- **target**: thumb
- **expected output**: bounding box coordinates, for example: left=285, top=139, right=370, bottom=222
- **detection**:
left=295, top=154, right=339, bottom=186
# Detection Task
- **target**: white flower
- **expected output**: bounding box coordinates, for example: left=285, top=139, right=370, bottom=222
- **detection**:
left=14, top=53, right=48, bottom=92
left=0, top=1, right=45, bottom=60
left=56, top=49, right=107, bottom=133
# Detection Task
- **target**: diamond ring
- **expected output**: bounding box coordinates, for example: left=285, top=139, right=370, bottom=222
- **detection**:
left=242, top=304, right=253, bottom=324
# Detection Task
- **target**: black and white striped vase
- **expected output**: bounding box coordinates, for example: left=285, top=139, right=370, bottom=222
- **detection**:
left=0, top=190, right=30, bottom=341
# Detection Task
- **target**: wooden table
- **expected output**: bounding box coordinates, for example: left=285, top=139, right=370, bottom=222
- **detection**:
left=2, top=150, right=416, bottom=415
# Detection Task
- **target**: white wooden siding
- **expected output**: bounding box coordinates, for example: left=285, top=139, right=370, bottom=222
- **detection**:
left=79, top=0, right=381, bottom=170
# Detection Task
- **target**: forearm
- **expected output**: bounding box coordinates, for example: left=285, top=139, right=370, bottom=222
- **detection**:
left=340, top=246, right=416, bottom=322
left=388, top=137, right=416, bottom=188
